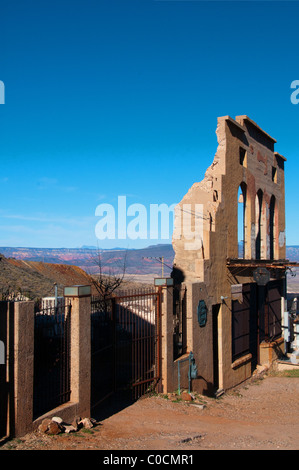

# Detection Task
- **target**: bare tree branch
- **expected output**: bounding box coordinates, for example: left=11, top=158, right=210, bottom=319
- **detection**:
left=88, top=249, right=128, bottom=300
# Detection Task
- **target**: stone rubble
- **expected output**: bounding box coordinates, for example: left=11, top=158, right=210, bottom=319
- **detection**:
left=38, top=416, right=96, bottom=435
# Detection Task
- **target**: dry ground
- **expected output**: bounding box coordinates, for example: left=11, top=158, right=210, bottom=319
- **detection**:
left=1, top=369, right=299, bottom=452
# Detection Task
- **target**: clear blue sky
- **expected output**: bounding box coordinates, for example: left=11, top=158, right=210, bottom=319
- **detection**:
left=0, top=0, right=298, bottom=249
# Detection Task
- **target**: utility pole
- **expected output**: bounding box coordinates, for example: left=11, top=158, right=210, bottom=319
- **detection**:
left=142, top=256, right=169, bottom=277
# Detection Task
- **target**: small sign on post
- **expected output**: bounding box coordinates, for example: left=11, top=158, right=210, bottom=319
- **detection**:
left=154, top=278, right=174, bottom=287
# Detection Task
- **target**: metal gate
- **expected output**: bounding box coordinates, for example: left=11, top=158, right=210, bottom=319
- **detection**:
left=33, top=301, right=72, bottom=419
left=0, top=302, right=13, bottom=440
left=91, top=289, right=161, bottom=411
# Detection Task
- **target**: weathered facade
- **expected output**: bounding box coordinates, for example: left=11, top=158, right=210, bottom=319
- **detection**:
left=171, top=115, right=288, bottom=394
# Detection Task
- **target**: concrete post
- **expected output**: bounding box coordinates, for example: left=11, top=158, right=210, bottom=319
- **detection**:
left=160, top=285, right=174, bottom=393
left=64, top=285, right=91, bottom=419
left=13, top=301, right=35, bottom=437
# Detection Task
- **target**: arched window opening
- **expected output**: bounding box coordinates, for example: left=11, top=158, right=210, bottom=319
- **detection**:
left=255, top=190, right=263, bottom=260
left=238, top=184, right=246, bottom=259
left=270, top=195, right=276, bottom=260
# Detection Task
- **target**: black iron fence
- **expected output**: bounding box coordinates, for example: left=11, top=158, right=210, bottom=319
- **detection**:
left=116, top=290, right=160, bottom=400
left=33, top=301, right=71, bottom=419
left=0, top=301, right=12, bottom=439
left=91, top=297, right=115, bottom=409
left=91, top=289, right=161, bottom=411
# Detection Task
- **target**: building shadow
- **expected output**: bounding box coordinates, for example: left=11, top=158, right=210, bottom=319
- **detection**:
left=91, top=390, right=136, bottom=422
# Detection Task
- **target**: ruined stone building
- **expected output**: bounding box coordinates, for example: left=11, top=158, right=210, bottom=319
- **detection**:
left=170, top=115, right=290, bottom=394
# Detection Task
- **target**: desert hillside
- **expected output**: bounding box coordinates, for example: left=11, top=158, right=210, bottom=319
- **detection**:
left=0, top=254, right=94, bottom=299
left=0, top=254, right=154, bottom=300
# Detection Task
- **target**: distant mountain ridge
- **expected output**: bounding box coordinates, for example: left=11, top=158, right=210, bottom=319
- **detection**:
left=0, top=244, right=298, bottom=298
left=0, top=244, right=175, bottom=276
left=285, top=246, right=299, bottom=262
left=0, top=244, right=298, bottom=276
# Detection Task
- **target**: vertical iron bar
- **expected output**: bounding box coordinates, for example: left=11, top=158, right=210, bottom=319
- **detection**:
left=0, top=302, right=8, bottom=439
left=111, top=297, right=117, bottom=393
left=137, top=289, right=140, bottom=399
left=131, top=296, right=136, bottom=393
left=8, top=302, right=15, bottom=437
left=156, top=288, right=161, bottom=388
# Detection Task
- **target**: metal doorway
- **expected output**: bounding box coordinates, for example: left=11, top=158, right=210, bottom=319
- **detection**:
left=232, top=283, right=258, bottom=371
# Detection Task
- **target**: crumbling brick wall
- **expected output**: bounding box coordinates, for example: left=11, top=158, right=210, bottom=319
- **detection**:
left=172, top=115, right=286, bottom=393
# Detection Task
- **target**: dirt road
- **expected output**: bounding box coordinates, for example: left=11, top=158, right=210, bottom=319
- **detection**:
left=1, top=372, right=299, bottom=451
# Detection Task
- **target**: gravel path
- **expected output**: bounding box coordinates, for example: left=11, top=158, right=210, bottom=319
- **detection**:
left=1, top=373, right=299, bottom=451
